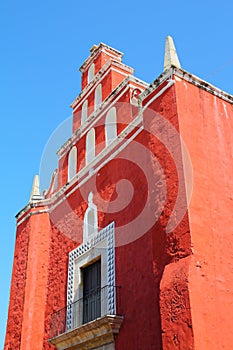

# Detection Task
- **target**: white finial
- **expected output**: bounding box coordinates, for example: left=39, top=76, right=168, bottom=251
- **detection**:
left=29, top=175, right=41, bottom=202
left=164, top=36, right=181, bottom=71
left=88, top=192, right=94, bottom=205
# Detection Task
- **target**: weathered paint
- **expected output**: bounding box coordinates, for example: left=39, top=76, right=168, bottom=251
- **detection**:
left=4, top=43, right=233, bottom=350
left=175, top=75, right=233, bottom=350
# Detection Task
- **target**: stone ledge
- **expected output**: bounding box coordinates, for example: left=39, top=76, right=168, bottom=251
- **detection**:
left=48, top=315, right=123, bottom=350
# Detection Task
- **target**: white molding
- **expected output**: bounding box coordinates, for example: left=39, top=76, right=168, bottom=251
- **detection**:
left=142, top=78, right=175, bottom=111
left=173, top=68, right=233, bottom=104
left=57, top=80, right=130, bottom=158
left=58, top=77, right=147, bottom=158
left=72, top=60, right=134, bottom=110
left=139, top=68, right=173, bottom=100
left=17, top=208, right=49, bottom=226
left=48, top=118, right=143, bottom=213
left=140, top=66, right=233, bottom=105
left=79, top=43, right=123, bottom=73
left=73, top=66, right=130, bottom=112
left=74, top=65, right=146, bottom=113
left=16, top=82, right=145, bottom=224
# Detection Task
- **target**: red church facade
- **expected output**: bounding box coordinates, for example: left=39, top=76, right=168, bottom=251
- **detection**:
left=4, top=37, right=233, bottom=350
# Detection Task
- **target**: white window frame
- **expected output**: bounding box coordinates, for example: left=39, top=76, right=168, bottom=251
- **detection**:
left=66, top=222, right=116, bottom=331
left=105, top=107, right=117, bottom=146
left=86, top=128, right=95, bottom=165
left=88, top=63, right=95, bottom=83
left=81, top=100, right=88, bottom=125
left=94, top=84, right=102, bottom=110
left=68, top=146, right=77, bottom=181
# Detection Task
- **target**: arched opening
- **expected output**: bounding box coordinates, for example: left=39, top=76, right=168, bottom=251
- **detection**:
left=105, top=107, right=117, bottom=146
left=86, top=128, right=95, bottom=165
left=68, top=146, right=77, bottom=181
left=94, top=84, right=102, bottom=110
left=81, top=100, right=88, bottom=124
left=88, top=63, right=95, bottom=83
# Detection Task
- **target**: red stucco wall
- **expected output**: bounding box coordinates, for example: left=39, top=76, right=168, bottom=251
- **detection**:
left=4, top=219, right=30, bottom=350
left=174, top=75, right=233, bottom=349
left=5, top=44, right=233, bottom=350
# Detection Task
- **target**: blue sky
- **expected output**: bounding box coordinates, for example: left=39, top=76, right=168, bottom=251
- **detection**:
left=1, top=0, right=233, bottom=347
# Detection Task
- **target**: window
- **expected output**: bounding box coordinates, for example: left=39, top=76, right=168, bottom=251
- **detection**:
left=82, top=260, right=101, bottom=324
left=86, top=128, right=95, bottom=165
left=105, top=107, right=117, bottom=146
left=66, top=222, right=116, bottom=331
left=94, top=84, right=102, bottom=110
left=68, top=146, right=77, bottom=181
left=88, top=63, right=95, bottom=83
left=81, top=100, right=88, bottom=124
left=47, top=222, right=123, bottom=349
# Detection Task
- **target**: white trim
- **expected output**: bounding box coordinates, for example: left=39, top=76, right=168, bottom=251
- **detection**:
left=79, top=43, right=123, bottom=72
left=68, top=146, right=77, bottom=182
left=88, top=63, right=95, bottom=84
left=49, top=118, right=143, bottom=212
left=81, top=100, right=88, bottom=125
left=102, top=48, right=122, bottom=61
left=94, top=84, right=102, bottom=110
left=16, top=113, right=143, bottom=223
left=73, top=61, right=111, bottom=109
left=57, top=81, right=130, bottom=158
left=140, top=67, right=233, bottom=105
left=58, top=79, right=146, bottom=158
left=72, top=66, right=130, bottom=112
left=142, top=78, right=175, bottom=111
left=139, top=68, right=173, bottom=100
left=86, top=128, right=96, bottom=165
left=173, top=68, right=233, bottom=104
left=17, top=209, right=49, bottom=226
left=66, top=222, right=115, bottom=330
left=83, top=192, right=98, bottom=242
left=72, top=60, right=134, bottom=110
left=105, top=107, right=117, bottom=146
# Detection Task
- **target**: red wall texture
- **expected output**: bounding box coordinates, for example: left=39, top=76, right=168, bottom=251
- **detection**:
left=4, top=44, right=233, bottom=350
left=175, top=75, right=233, bottom=349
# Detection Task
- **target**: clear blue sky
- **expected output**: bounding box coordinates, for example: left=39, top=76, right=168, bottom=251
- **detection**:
left=1, top=0, right=233, bottom=347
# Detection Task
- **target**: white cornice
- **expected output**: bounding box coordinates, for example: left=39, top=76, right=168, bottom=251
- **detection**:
left=140, top=66, right=233, bottom=104
left=49, top=117, right=144, bottom=212
left=16, top=65, right=233, bottom=225
left=173, top=67, right=233, bottom=104
left=72, top=67, right=129, bottom=113
left=17, top=113, right=144, bottom=224
left=71, top=60, right=134, bottom=110
left=139, top=68, right=173, bottom=100
left=79, top=42, right=123, bottom=72
left=16, top=207, right=49, bottom=226
left=58, top=76, right=148, bottom=158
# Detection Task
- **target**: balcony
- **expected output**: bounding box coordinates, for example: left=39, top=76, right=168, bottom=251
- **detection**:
left=48, top=285, right=123, bottom=350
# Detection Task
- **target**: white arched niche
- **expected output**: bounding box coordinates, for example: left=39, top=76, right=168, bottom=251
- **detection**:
left=88, top=63, right=95, bottom=84
left=68, top=146, right=77, bottom=181
left=51, top=169, right=58, bottom=192
left=94, top=84, right=102, bottom=110
left=83, top=192, right=98, bottom=241
left=105, top=107, right=117, bottom=146
left=81, top=100, right=88, bottom=125
left=86, top=128, right=95, bottom=165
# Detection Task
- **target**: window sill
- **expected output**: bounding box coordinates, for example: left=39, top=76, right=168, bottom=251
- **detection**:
left=48, top=314, right=123, bottom=350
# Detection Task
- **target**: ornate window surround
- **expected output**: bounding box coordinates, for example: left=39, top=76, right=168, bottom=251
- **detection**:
left=66, top=222, right=116, bottom=331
